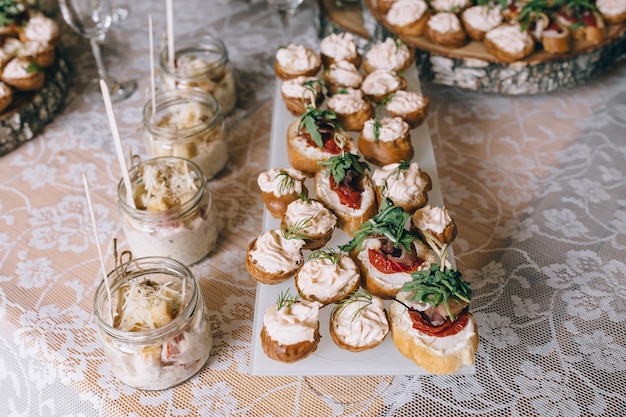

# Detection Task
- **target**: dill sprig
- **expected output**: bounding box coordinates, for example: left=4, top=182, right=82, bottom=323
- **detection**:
left=281, top=217, right=313, bottom=240
left=276, top=288, right=300, bottom=311
left=333, top=288, right=374, bottom=325
left=308, top=247, right=342, bottom=263
left=340, top=198, right=413, bottom=253
left=298, top=107, right=339, bottom=148
left=275, top=170, right=296, bottom=195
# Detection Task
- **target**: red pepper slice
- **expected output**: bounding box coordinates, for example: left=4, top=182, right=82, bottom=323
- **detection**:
left=368, top=249, right=423, bottom=273
left=407, top=309, right=469, bottom=337
left=329, top=174, right=361, bottom=209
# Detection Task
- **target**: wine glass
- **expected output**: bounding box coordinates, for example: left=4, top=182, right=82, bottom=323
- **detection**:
left=267, top=0, right=304, bottom=45
left=58, top=0, right=136, bottom=103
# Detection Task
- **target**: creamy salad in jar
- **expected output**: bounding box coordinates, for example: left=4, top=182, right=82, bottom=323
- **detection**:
left=94, top=257, right=212, bottom=390
left=117, top=157, right=218, bottom=265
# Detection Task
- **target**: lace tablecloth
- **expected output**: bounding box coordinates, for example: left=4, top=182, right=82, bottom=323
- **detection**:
left=1, top=1, right=625, bottom=416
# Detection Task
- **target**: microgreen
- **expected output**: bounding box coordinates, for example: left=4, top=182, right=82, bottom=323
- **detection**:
left=340, top=198, right=413, bottom=253
left=0, top=0, right=25, bottom=27
left=276, top=288, right=300, bottom=311
left=318, top=152, right=370, bottom=185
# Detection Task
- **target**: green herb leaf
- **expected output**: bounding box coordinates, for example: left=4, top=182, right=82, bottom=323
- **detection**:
left=332, top=288, right=374, bottom=325
left=340, top=199, right=413, bottom=252
left=298, top=107, right=338, bottom=148
left=318, top=152, right=369, bottom=185
left=308, top=247, right=342, bottom=263
left=276, top=288, right=301, bottom=311
left=281, top=216, right=313, bottom=241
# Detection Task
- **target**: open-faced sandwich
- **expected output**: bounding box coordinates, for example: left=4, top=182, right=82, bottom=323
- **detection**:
left=326, top=87, right=373, bottom=132
left=383, top=89, right=429, bottom=129
left=371, top=160, right=432, bottom=214
left=555, top=0, right=606, bottom=43
left=389, top=241, right=477, bottom=374
left=330, top=288, right=390, bottom=352
left=322, top=60, right=363, bottom=95
left=246, top=225, right=306, bottom=285
left=362, top=37, right=414, bottom=74
left=261, top=289, right=322, bottom=363
left=360, top=69, right=408, bottom=104
left=483, top=23, right=535, bottom=62
left=274, top=44, right=321, bottom=81
left=386, top=0, right=431, bottom=37
left=280, top=76, right=325, bottom=117
left=425, top=12, right=468, bottom=48
left=281, top=196, right=337, bottom=250
left=319, top=32, right=361, bottom=68
left=295, top=248, right=361, bottom=305
left=411, top=205, right=457, bottom=245
left=461, top=3, right=504, bottom=41
left=314, top=151, right=378, bottom=235
left=596, top=0, right=626, bottom=24
left=287, top=107, right=356, bottom=177
left=340, top=199, right=436, bottom=299
left=257, top=167, right=308, bottom=219
left=358, top=116, right=413, bottom=166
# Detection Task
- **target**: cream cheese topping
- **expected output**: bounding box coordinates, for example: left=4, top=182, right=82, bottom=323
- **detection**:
left=428, top=12, right=462, bottom=33
left=250, top=229, right=305, bottom=274
left=2, top=57, right=34, bottom=79
left=462, top=5, right=503, bottom=32
left=597, top=0, right=626, bottom=16
left=0, top=49, right=12, bottom=68
left=387, top=0, right=428, bottom=27
left=390, top=291, right=476, bottom=356
left=0, top=81, right=11, bottom=97
left=430, top=0, right=470, bottom=12
left=320, top=32, right=358, bottom=62
left=2, top=38, right=21, bottom=55
left=485, top=24, right=531, bottom=54
left=362, top=117, right=409, bottom=142
left=281, top=76, right=322, bottom=101
left=413, top=205, right=452, bottom=234
left=385, top=90, right=426, bottom=113
left=276, top=44, right=320, bottom=73
left=23, top=14, right=59, bottom=43
left=372, top=162, right=429, bottom=203
left=257, top=167, right=306, bottom=196
left=263, top=299, right=322, bottom=345
left=327, top=88, right=368, bottom=114
left=361, top=69, right=402, bottom=96
left=325, top=60, right=363, bottom=88
left=333, top=295, right=389, bottom=347
left=297, top=255, right=360, bottom=299
left=364, top=38, right=411, bottom=72
left=284, top=199, right=337, bottom=236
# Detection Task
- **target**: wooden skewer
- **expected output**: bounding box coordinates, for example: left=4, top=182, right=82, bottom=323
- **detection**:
left=99, top=79, right=135, bottom=209
left=149, top=14, right=156, bottom=122
left=166, top=0, right=175, bottom=69
left=83, top=173, right=113, bottom=323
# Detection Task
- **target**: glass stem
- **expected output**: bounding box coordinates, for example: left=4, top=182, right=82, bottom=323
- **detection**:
left=90, top=36, right=111, bottom=86
left=277, top=9, right=295, bottom=45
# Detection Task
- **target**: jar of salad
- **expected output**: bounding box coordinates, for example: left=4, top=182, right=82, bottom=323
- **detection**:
left=93, top=256, right=213, bottom=390
left=143, top=88, right=227, bottom=180
left=160, top=35, right=237, bottom=115
left=117, top=156, right=218, bottom=265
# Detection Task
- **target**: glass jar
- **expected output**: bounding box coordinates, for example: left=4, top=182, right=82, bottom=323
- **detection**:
left=117, top=156, right=218, bottom=265
left=160, top=35, right=237, bottom=115
left=93, top=256, right=212, bottom=390
left=143, top=88, right=228, bottom=180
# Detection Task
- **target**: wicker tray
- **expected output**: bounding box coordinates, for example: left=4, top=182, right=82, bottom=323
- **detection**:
left=318, top=0, right=626, bottom=94
left=0, top=52, right=71, bottom=156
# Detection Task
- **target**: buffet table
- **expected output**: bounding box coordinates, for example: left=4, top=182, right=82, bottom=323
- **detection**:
left=1, top=0, right=625, bottom=416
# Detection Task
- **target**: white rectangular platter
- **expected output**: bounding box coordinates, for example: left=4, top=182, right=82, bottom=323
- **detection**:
left=250, top=65, right=473, bottom=376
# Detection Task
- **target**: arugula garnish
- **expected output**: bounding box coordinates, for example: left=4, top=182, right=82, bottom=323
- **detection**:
left=0, top=0, right=25, bottom=27
left=318, top=151, right=369, bottom=185
left=276, top=288, right=300, bottom=311
left=298, top=107, right=338, bottom=148
left=400, top=264, right=471, bottom=322
left=333, top=288, right=374, bottom=325
left=515, top=0, right=555, bottom=31
left=308, top=247, right=342, bottom=263
left=340, top=198, right=413, bottom=253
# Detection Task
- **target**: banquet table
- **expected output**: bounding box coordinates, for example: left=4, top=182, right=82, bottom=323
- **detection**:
left=1, top=0, right=626, bottom=416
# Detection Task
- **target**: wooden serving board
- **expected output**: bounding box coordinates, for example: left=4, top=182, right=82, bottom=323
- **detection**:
left=0, top=53, right=71, bottom=156
left=318, top=0, right=626, bottom=94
